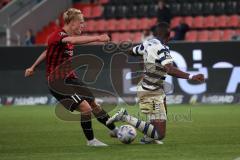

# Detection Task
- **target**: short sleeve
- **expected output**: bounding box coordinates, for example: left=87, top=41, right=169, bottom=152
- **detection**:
left=132, top=43, right=145, bottom=55
left=157, top=48, right=173, bottom=66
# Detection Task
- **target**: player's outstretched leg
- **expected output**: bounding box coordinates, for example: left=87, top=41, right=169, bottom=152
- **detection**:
left=90, top=101, right=118, bottom=137
left=106, top=108, right=165, bottom=141
left=77, top=100, right=108, bottom=147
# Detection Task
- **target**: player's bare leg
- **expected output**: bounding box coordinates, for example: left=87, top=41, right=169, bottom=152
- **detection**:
left=76, top=100, right=108, bottom=147
left=90, top=101, right=118, bottom=137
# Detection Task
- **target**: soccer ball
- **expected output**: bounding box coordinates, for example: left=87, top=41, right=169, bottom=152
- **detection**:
left=117, top=125, right=137, bottom=144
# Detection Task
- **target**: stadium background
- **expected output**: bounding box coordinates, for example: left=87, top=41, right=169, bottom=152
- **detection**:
left=0, top=1, right=240, bottom=160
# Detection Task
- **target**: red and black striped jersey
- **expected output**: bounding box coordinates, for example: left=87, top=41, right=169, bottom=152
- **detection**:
left=46, top=29, right=76, bottom=81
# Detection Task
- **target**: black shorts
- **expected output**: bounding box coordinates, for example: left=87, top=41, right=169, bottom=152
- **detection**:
left=49, top=78, right=95, bottom=112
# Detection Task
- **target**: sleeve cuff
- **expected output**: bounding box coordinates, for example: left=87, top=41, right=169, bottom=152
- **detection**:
left=161, top=59, right=173, bottom=66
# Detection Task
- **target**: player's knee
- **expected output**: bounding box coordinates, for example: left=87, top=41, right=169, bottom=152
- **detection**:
left=77, top=100, right=92, bottom=113
left=151, top=119, right=166, bottom=140
left=89, top=101, right=102, bottom=113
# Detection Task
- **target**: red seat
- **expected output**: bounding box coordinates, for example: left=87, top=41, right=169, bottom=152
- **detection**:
left=222, top=29, right=235, bottom=40
left=91, top=5, right=102, bottom=18
left=106, top=19, right=117, bottom=31
left=216, top=15, right=228, bottom=28
left=82, top=6, right=92, bottom=18
left=132, top=32, right=142, bottom=43
left=236, top=29, right=240, bottom=35
left=95, top=19, right=106, bottom=32
left=119, top=32, right=132, bottom=42
left=209, top=30, right=222, bottom=41
left=228, top=15, right=239, bottom=27
left=170, top=17, right=182, bottom=29
left=193, top=16, right=204, bottom=28
left=185, top=31, right=197, bottom=41
left=149, top=18, right=157, bottom=27
left=85, top=20, right=95, bottom=32
left=198, top=30, right=209, bottom=41
left=204, top=16, right=215, bottom=28
left=128, top=18, right=138, bottom=31
left=184, top=16, right=193, bottom=28
left=111, top=32, right=120, bottom=42
left=116, top=19, right=128, bottom=31
left=138, top=18, right=150, bottom=30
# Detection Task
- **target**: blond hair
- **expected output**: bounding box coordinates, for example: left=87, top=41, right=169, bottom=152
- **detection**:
left=63, top=8, right=84, bottom=24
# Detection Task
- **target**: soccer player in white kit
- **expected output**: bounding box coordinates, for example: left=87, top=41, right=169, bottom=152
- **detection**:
left=107, top=22, right=205, bottom=144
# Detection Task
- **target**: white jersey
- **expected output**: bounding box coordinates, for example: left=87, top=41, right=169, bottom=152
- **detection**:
left=132, top=38, right=173, bottom=91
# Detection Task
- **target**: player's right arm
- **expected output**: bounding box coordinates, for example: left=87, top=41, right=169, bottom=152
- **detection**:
left=164, top=63, right=204, bottom=82
left=160, top=51, right=204, bottom=82
left=24, top=50, right=47, bottom=77
left=62, top=34, right=110, bottom=44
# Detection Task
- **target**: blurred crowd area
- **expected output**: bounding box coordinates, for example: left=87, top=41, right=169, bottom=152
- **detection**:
left=1, top=0, right=240, bottom=46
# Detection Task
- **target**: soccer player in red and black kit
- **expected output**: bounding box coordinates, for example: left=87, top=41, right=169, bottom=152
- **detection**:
left=25, top=8, right=118, bottom=146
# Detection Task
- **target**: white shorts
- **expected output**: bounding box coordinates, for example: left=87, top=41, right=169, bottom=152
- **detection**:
left=137, top=84, right=167, bottom=120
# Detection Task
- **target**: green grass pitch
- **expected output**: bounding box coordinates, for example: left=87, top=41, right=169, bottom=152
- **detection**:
left=0, top=104, right=240, bottom=160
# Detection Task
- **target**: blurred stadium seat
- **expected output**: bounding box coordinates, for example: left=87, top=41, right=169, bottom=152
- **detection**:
left=128, top=18, right=139, bottom=31
left=132, top=32, right=142, bottom=43
left=116, top=18, right=128, bottom=31
left=222, top=29, right=235, bottom=41
left=185, top=31, right=197, bottom=42
left=106, top=19, right=117, bottom=31
left=91, top=5, right=103, bottom=18
left=170, top=17, right=182, bottom=29
left=193, top=16, right=204, bottom=29
left=198, top=30, right=209, bottom=41
left=228, top=15, right=239, bottom=27
left=204, top=16, right=215, bottom=28
left=209, top=30, right=222, bottom=41
left=95, top=19, right=106, bottom=32
left=215, top=15, right=228, bottom=28
left=184, top=16, right=193, bottom=28
left=33, top=0, right=240, bottom=44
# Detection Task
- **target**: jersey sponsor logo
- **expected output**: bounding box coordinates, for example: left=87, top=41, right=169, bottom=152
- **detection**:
left=64, top=43, right=74, bottom=56
left=64, top=50, right=73, bottom=56
left=59, top=32, right=67, bottom=37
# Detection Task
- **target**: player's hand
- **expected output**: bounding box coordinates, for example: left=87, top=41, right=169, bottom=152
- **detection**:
left=98, top=34, right=110, bottom=42
left=191, top=74, right=205, bottom=83
left=25, top=67, right=35, bottom=77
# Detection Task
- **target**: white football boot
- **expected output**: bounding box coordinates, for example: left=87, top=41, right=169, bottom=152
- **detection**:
left=140, top=135, right=164, bottom=145
left=106, top=108, right=128, bottom=125
left=87, top=138, right=108, bottom=147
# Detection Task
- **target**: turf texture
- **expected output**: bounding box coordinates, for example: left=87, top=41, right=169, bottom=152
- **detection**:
left=0, top=104, right=240, bottom=160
